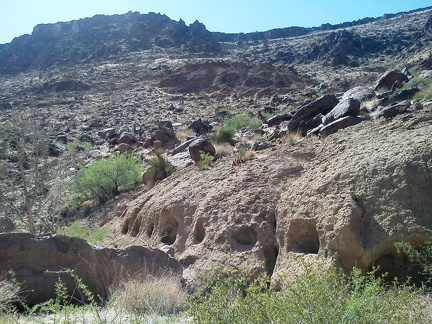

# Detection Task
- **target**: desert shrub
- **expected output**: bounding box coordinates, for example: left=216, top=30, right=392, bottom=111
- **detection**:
left=197, top=151, right=213, bottom=170
left=396, top=240, right=432, bottom=290
left=59, top=220, right=108, bottom=245
left=72, top=153, right=143, bottom=203
left=112, top=274, right=187, bottom=316
left=413, top=82, right=432, bottom=100
left=66, top=140, right=92, bottom=152
left=146, top=149, right=174, bottom=185
left=213, top=143, right=234, bottom=157
left=212, top=126, right=236, bottom=144
left=283, top=131, right=302, bottom=145
left=188, top=259, right=429, bottom=323
left=0, top=275, right=20, bottom=316
left=225, top=113, right=261, bottom=130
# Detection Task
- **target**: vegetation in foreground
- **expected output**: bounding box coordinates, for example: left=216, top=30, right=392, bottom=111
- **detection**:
left=1, top=255, right=431, bottom=323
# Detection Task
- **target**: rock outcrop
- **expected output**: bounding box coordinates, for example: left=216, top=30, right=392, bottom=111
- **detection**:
left=120, top=141, right=316, bottom=288
left=119, top=108, right=432, bottom=287
left=275, top=109, right=432, bottom=280
left=0, top=233, right=182, bottom=306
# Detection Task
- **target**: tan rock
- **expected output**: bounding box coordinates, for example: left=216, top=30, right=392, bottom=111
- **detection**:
left=275, top=110, right=432, bottom=280
left=120, top=142, right=313, bottom=288
left=0, top=233, right=182, bottom=306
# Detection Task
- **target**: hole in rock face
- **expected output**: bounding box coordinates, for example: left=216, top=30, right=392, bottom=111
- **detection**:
left=146, top=222, right=154, bottom=238
left=233, top=227, right=258, bottom=246
left=180, top=255, right=198, bottom=268
left=130, top=217, right=142, bottom=237
left=121, top=220, right=129, bottom=235
left=159, top=209, right=179, bottom=245
left=264, top=245, right=279, bottom=276
left=286, top=219, right=319, bottom=254
left=193, top=219, right=205, bottom=244
left=372, top=252, right=424, bottom=286
left=160, top=226, right=177, bottom=245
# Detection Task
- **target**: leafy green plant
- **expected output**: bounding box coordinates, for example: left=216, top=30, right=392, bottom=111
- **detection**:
left=72, top=153, right=143, bottom=203
left=413, top=82, right=432, bottom=100
left=59, top=220, right=108, bottom=245
left=146, top=149, right=174, bottom=185
left=212, top=126, right=236, bottom=144
left=197, top=151, right=213, bottom=170
left=188, top=258, right=429, bottom=323
left=66, top=140, right=92, bottom=152
left=225, top=113, right=261, bottom=130
left=24, top=269, right=103, bottom=323
left=396, top=240, right=432, bottom=289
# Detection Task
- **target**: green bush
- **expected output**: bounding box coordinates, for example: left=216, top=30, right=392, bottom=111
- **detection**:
left=413, top=82, right=432, bottom=100
left=212, top=126, right=236, bottom=144
left=396, top=240, right=432, bottom=289
left=59, top=220, right=108, bottom=245
left=225, top=113, right=261, bottom=130
left=197, top=151, right=213, bottom=170
left=72, top=153, right=143, bottom=203
left=188, top=259, right=429, bottom=323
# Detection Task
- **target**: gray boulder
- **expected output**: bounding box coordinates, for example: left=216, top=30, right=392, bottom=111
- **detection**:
left=288, top=94, right=339, bottom=134
left=322, top=98, right=360, bottom=125
left=320, top=116, right=362, bottom=137
left=374, top=70, right=408, bottom=91
left=341, top=86, right=375, bottom=102
left=375, top=100, right=410, bottom=119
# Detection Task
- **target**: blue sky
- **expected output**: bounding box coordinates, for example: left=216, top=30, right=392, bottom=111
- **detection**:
left=1, top=0, right=431, bottom=44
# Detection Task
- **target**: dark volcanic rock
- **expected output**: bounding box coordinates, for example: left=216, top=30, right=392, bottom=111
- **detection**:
left=188, top=138, right=216, bottom=164
left=288, top=94, right=339, bottom=134
left=320, top=116, right=362, bottom=137
left=322, top=98, right=360, bottom=125
left=305, top=30, right=383, bottom=66
left=40, top=79, right=91, bottom=92
left=375, top=100, right=411, bottom=119
left=0, top=12, right=221, bottom=75
left=189, top=119, right=213, bottom=135
left=341, top=86, right=375, bottom=102
left=267, top=114, right=292, bottom=127
left=374, top=70, right=409, bottom=91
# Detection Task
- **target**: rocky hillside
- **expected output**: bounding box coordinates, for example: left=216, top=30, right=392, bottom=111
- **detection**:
left=1, top=5, right=432, bottom=302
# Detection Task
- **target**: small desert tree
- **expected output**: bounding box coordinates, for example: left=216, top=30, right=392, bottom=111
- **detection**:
left=0, top=108, right=72, bottom=234
left=72, top=153, right=143, bottom=203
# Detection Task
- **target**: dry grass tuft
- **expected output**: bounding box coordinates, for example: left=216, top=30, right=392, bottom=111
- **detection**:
left=213, top=143, right=234, bottom=157
left=0, top=275, right=21, bottom=316
left=283, top=131, right=302, bottom=146
left=112, top=273, right=187, bottom=316
left=243, top=149, right=256, bottom=160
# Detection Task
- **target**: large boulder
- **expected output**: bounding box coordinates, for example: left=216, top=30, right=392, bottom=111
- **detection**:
left=275, top=110, right=432, bottom=280
left=159, top=121, right=175, bottom=138
left=188, top=138, right=216, bottom=164
left=288, top=94, right=339, bottom=134
left=322, top=98, right=360, bottom=125
left=189, top=119, right=213, bottom=135
left=374, top=70, right=408, bottom=91
left=341, top=86, right=375, bottom=102
left=0, top=233, right=182, bottom=306
left=375, top=100, right=411, bottom=119
left=118, top=132, right=136, bottom=145
left=320, top=115, right=362, bottom=137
